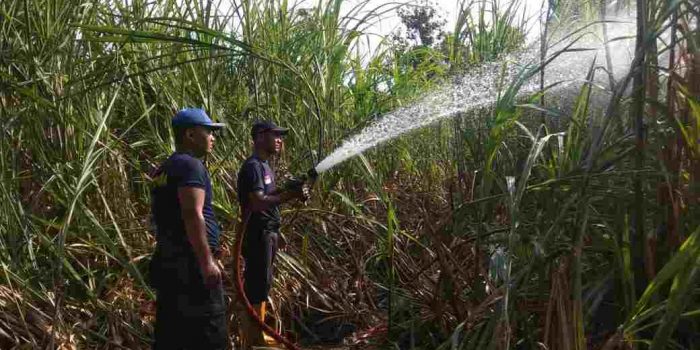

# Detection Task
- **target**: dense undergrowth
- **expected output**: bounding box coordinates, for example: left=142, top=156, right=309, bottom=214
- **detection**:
left=1, top=0, right=699, bottom=349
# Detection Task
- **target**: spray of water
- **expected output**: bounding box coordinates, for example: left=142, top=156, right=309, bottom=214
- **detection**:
left=314, top=18, right=636, bottom=174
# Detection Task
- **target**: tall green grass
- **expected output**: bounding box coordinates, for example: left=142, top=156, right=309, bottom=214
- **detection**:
left=1, top=0, right=699, bottom=348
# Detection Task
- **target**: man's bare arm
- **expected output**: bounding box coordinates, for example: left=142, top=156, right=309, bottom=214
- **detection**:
left=178, top=187, right=220, bottom=287
left=247, top=189, right=302, bottom=212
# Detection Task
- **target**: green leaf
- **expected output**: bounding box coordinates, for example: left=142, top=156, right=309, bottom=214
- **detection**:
left=626, top=226, right=700, bottom=329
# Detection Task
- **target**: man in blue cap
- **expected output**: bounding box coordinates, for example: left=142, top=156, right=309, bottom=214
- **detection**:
left=236, top=120, right=308, bottom=346
left=149, top=108, right=227, bottom=349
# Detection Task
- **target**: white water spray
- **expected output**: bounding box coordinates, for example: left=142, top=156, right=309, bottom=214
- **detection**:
left=314, top=18, right=636, bottom=174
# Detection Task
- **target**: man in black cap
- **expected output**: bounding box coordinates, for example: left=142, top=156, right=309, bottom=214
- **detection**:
left=149, top=108, right=227, bottom=349
left=236, top=120, right=308, bottom=346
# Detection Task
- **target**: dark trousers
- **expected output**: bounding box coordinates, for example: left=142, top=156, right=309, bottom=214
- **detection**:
left=242, top=229, right=279, bottom=305
left=150, top=254, right=227, bottom=350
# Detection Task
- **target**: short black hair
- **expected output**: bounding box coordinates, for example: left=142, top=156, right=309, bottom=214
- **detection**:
left=174, top=126, right=191, bottom=147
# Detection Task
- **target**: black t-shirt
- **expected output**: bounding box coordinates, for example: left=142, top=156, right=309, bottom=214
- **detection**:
left=237, top=155, right=281, bottom=230
left=151, top=152, right=221, bottom=254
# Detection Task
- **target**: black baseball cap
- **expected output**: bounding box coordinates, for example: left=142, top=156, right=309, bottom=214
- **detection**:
left=251, top=120, right=288, bottom=137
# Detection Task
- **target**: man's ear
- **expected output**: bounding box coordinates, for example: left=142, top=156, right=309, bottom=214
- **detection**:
left=186, top=128, right=195, bottom=141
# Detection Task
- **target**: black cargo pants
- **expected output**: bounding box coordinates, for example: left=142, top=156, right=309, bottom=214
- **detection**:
left=149, top=248, right=227, bottom=350
left=242, top=227, right=279, bottom=305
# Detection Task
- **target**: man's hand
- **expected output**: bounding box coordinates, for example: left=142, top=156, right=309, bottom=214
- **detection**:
left=300, top=184, right=311, bottom=202
left=284, top=187, right=308, bottom=204
left=287, top=182, right=310, bottom=202
left=200, top=258, right=221, bottom=288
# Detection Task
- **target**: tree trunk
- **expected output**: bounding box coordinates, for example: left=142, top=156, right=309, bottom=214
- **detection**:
left=662, top=8, right=681, bottom=251
left=631, top=0, right=648, bottom=299
left=644, top=0, right=659, bottom=281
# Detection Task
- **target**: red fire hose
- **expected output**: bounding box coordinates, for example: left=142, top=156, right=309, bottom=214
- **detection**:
left=234, top=210, right=301, bottom=350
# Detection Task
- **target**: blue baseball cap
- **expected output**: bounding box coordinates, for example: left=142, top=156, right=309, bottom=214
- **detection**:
left=172, top=108, right=226, bottom=130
